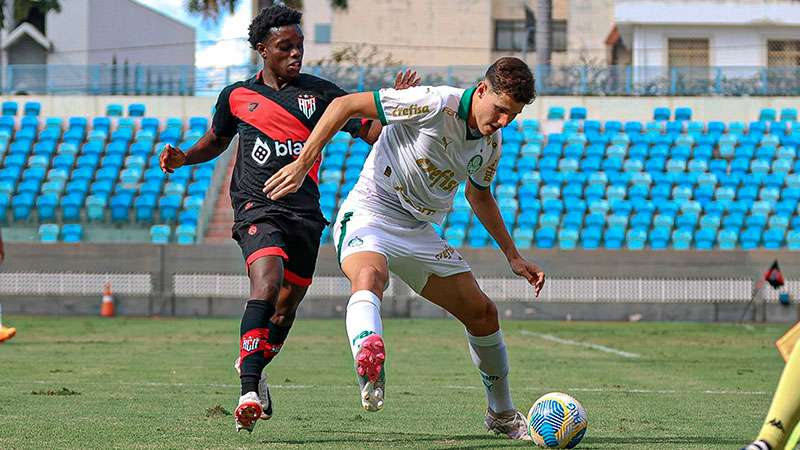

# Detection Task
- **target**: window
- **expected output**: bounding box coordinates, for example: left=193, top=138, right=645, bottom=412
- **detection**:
left=494, top=20, right=531, bottom=51
left=668, top=38, right=709, bottom=67
left=314, top=23, right=331, bottom=44
left=768, top=40, right=800, bottom=67
left=494, top=19, right=567, bottom=52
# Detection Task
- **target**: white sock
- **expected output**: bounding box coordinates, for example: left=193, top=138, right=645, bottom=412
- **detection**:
left=346, top=290, right=383, bottom=359
left=467, top=330, right=514, bottom=413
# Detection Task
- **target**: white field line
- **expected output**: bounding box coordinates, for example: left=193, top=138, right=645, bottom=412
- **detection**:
left=10, top=380, right=768, bottom=396
left=519, top=329, right=641, bottom=359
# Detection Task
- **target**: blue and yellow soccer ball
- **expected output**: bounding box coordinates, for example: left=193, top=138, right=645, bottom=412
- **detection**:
left=527, top=392, right=587, bottom=448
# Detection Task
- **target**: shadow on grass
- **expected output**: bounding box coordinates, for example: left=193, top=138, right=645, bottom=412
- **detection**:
left=261, top=430, right=744, bottom=449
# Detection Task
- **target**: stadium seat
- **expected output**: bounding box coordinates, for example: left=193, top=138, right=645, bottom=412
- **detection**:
left=2, top=101, right=18, bottom=116
left=61, top=223, right=83, bottom=243
left=106, top=104, right=123, bottom=117
left=38, top=223, right=59, bottom=243
left=547, top=106, right=565, bottom=120
left=176, top=224, right=197, bottom=245
left=128, top=103, right=146, bottom=117
left=150, top=224, right=171, bottom=244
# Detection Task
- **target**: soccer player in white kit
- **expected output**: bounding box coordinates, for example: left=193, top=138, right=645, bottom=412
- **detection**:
left=264, top=57, right=545, bottom=439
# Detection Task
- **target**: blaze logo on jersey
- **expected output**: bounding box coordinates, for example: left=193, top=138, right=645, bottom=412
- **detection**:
left=251, top=136, right=271, bottom=165
left=298, top=94, right=316, bottom=119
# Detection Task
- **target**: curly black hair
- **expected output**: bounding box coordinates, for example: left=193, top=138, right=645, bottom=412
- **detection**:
left=248, top=4, right=302, bottom=49
left=485, top=57, right=536, bottom=104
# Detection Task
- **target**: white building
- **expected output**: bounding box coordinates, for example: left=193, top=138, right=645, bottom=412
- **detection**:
left=614, top=0, right=800, bottom=69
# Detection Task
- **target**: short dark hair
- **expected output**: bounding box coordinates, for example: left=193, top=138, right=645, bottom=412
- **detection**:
left=248, top=5, right=302, bottom=50
left=485, top=57, right=536, bottom=104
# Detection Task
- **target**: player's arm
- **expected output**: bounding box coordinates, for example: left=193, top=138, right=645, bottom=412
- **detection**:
left=263, top=92, right=379, bottom=199
left=159, top=129, right=233, bottom=173
left=466, top=182, right=545, bottom=297
left=353, top=70, right=421, bottom=145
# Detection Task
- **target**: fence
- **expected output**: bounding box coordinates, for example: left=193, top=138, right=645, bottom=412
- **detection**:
left=2, top=64, right=799, bottom=97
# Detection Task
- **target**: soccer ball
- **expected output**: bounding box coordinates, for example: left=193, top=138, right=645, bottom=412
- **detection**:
left=527, top=392, right=587, bottom=448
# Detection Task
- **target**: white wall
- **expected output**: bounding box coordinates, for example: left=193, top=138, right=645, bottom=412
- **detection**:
left=631, top=24, right=799, bottom=68
left=301, top=0, right=333, bottom=63
left=86, top=0, right=195, bottom=66
left=46, top=0, right=91, bottom=65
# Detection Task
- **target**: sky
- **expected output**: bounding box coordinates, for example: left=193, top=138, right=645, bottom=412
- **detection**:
left=133, top=0, right=253, bottom=67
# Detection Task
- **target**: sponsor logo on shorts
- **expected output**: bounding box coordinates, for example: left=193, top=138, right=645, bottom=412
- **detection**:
left=245, top=202, right=254, bottom=210
left=242, top=336, right=260, bottom=352
left=248, top=225, right=258, bottom=236
left=348, top=236, right=364, bottom=247
left=434, top=244, right=458, bottom=261
left=466, top=154, right=483, bottom=175
left=391, top=103, right=430, bottom=118
left=248, top=102, right=259, bottom=112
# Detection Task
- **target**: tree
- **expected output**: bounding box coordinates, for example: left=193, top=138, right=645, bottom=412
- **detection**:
left=0, top=0, right=61, bottom=30
left=188, top=0, right=347, bottom=21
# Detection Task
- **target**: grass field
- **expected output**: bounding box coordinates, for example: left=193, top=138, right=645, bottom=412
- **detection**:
left=0, top=316, right=791, bottom=449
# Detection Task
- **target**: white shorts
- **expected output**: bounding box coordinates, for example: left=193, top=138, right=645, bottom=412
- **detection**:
left=332, top=206, right=471, bottom=294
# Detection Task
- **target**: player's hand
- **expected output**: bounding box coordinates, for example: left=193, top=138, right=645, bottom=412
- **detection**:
left=509, top=256, right=545, bottom=298
left=159, top=144, right=186, bottom=174
left=263, top=160, right=309, bottom=200
left=394, top=69, right=421, bottom=90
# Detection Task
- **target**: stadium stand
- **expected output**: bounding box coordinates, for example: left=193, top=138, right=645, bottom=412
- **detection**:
left=2, top=102, right=800, bottom=250
left=0, top=102, right=213, bottom=244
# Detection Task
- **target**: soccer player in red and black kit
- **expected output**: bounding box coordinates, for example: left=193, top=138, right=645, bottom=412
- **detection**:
left=159, top=5, right=419, bottom=433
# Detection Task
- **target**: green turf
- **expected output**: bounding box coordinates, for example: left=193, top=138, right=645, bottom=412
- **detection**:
left=0, top=316, right=790, bottom=449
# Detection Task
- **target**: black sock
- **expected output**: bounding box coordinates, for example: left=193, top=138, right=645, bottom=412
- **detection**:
left=239, top=299, right=275, bottom=395
left=264, top=319, right=292, bottom=361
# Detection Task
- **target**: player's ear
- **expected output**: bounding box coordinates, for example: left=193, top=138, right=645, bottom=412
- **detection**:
left=476, top=81, right=488, bottom=99
left=255, top=42, right=268, bottom=58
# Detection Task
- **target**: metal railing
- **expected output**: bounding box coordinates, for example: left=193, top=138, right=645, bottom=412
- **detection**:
left=2, top=64, right=799, bottom=97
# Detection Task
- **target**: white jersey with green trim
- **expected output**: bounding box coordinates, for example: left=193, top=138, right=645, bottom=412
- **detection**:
left=353, top=85, right=502, bottom=225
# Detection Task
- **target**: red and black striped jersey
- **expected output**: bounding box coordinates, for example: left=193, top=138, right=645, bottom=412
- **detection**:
left=212, top=71, right=362, bottom=220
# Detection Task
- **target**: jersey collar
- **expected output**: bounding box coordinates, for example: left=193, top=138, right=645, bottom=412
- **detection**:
left=458, top=86, right=483, bottom=141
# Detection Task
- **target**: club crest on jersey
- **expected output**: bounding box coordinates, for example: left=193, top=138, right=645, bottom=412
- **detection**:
left=467, top=154, right=484, bottom=175
left=251, top=136, right=271, bottom=165
left=298, top=94, right=316, bottom=119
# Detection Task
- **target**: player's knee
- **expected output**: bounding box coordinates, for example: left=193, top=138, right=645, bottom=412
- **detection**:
left=271, top=312, right=294, bottom=327
left=251, top=277, right=281, bottom=302
left=354, top=265, right=388, bottom=292
left=464, top=297, right=499, bottom=332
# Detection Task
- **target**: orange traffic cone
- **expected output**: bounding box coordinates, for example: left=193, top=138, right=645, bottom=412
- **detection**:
left=100, top=282, right=115, bottom=317
left=0, top=326, right=16, bottom=343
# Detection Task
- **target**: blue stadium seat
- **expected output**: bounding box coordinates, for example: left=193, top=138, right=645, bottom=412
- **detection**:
left=128, top=103, right=146, bottom=117
left=547, top=106, right=565, bottom=120
left=674, top=107, right=692, bottom=121
left=176, top=224, right=197, bottom=245
left=2, top=101, right=18, bottom=116
left=106, top=104, right=123, bottom=117
left=535, top=227, right=556, bottom=249
left=38, top=223, right=59, bottom=243
left=158, top=195, right=182, bottom=222
left=12, top=192, right=35, bottom=221
left=60, top=193, right=83, bottom=222
left=150, top=224, right=171, bottom=244
left=36, top=194, right=59, bottom=221
left=62, top=223, right=83, bottom=243
left=86, top=195, right=107, bottom=222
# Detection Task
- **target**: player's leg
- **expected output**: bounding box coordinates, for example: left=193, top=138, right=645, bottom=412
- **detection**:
left=742, top=343, right=800, bottom=450
left=419, top=271, right=529, bottom=440
left=232, top=218, right=290, bottom=432
left=340, top=252, right=389, bottom=412
left=235, top=254, right=284, bottom=432
left=333, top=209, right=392, bottom=412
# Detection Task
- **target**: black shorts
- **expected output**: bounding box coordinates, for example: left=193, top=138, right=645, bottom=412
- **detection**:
left=232, top=206, right=326, bottom=287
